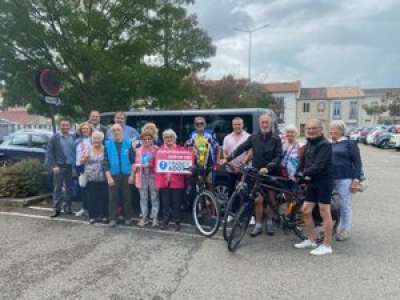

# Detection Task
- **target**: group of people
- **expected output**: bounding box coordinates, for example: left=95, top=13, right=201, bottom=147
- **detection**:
left=46, top=110, right=363, bottom=255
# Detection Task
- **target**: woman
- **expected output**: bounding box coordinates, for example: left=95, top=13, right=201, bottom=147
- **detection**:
left=104, top=124, right=135, bottom=227
left=134, top=130, right=159, bottom=227
left=330, top=120, right=362, bottom=241
left=75, top=122, right=93, bottom=217
left=80, top=131, right=108, bottom=224
left=142, top=122, right=161, bottom=146
left=280, top=125, right=303, bottom=180
left=155, top=129, right=187, bottom=232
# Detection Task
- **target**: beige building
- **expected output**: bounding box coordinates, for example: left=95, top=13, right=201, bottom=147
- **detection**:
left=297, top=87, right=365, bottom=136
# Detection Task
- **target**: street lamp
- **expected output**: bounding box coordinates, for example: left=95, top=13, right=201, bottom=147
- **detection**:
left=234, top=24, right=270, bottom=82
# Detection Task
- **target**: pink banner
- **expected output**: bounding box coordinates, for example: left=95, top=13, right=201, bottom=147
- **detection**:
left=155, top=149, right=194, bottom=174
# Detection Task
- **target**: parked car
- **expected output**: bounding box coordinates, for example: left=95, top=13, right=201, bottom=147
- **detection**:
left=389, top=132, right=400, bottom=150
left=374, top=126, right=400, bottom=148
left=366, top=126, right=387, bottom=145
left=359, top=127, right=374, bottom=144
left=0, top=130, right=52, bottom=165
left=349, top=128, right=361, bottom=142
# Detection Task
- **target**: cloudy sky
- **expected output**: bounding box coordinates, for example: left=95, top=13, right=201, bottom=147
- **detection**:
left=189, top=0, right=400, bottom=88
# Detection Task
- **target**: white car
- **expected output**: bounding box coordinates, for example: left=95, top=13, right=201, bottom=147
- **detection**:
left=389, top=134, right=400, bottom=150
left=366, top=130, right=379, bottom=145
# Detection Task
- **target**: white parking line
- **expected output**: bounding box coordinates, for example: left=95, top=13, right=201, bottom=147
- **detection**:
left=0, top=211, right=223, bottom=240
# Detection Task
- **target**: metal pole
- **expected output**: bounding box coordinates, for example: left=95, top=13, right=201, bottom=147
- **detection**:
left=50, top=105, right=56, bottom=134
left=248, top=31, right=252, bottom=82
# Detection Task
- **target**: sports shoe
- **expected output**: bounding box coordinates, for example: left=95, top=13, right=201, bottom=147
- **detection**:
left=75, top=208, right=88, bottom=217
left=137, top=218, right=148, bottom=227
left=336, top=230, right=351, bottom=241
left=265, top=223, right=275, bottom=236
left=250, top=216, right=256, bottom=225
left=294, top=239, right=318, bottom=249
left=310, top=244, right=333, bottom=256
left=109, top=220, right=117, bottom=228
left=250, top=225, right=262, bottom=237
left=89, top=219, right=95, bottom=224
left=152, top=218, right=159, bottom=228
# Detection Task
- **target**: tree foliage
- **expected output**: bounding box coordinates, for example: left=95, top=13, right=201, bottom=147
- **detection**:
left=185, top=75, right=283, bottom=113
left=0, top=0, right=215, bottom=119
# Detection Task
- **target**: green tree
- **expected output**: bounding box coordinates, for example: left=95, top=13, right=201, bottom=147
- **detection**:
left=187, top=75, right=282, bottom=112
left=0, top=0, right=215, bottom=119
left=362, top=103, right=387, bottom=125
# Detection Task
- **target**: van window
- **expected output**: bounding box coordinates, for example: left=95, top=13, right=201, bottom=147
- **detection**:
left=126, top=115, right=182, bottom=141
left=182, top=114, right=253, bottom=145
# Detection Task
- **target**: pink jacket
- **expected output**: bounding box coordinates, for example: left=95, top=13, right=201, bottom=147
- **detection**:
left=155, top=145, right=189, bottom=189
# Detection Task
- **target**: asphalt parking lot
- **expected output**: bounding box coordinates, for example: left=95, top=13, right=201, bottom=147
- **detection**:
left=1, top=144, right=400, bottom=300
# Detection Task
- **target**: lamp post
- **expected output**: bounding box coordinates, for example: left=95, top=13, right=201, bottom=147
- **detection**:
left=234, top=24, right=270, bottom=82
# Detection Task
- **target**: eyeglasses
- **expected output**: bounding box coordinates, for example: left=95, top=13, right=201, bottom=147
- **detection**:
left=306, top=127, right=322, bottom=131
left=143, top=138, right=153, bottom=141
left=195, top=122, right=205, bottom=126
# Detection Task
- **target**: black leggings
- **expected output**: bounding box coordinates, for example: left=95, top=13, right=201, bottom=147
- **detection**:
left=87, top=182, right=109, bottom=219
left=160, top=188, right=183, bottom=225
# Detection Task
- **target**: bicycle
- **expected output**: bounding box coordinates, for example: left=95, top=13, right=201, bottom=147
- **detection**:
left=227, top=167, right=340, bottom=252
left=191, top=167, right=221, bottom=237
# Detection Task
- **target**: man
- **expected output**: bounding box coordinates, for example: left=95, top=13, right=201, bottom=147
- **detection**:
left=222, top=117, right=250, bottom=192
left=185, top=116, right=219, bottom=169
left=294, top=118, right=334, bottom=256
left=104, top=124, right=136, bottom=227
left=88, top=110, right=107, bottom=136
left=106, top=111, right=140, bottom=143
left=46, top=119, right=76, bottom=217
left=223, top=113, right=282, bottom=236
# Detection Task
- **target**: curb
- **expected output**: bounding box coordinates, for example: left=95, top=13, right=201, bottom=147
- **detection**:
left=0, top=193, right=52, bottom=208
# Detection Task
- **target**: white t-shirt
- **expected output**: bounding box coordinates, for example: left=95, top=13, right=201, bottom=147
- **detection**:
left=223, top=131, right=250, bottom=169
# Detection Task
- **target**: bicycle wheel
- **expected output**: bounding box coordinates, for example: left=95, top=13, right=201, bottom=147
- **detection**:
left=222, top=190, right=245, bottom=241
left=193, top=190, right=221, bottom=237
left=227, top=204, right=251, bottom=252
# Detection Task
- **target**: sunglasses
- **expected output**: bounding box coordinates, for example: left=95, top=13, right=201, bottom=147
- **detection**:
left=195, top=122, right=205, bottom=126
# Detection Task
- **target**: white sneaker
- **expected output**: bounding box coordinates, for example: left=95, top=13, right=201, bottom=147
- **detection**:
left=310, top=244, right=333, bottom=256
left=75, top=208, right=87, bottom=217
left=250, top=216, right=256, bottom=225
left=294, top=239, right=318, bottom=249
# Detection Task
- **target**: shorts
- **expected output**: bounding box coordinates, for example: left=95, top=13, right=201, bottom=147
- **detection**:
left=306, top=179, right=333, bottom=205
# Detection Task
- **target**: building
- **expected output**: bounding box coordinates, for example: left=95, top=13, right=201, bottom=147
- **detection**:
left=0, top=108, right=52, bottom=139
left=297, top=87, right=365, bottom=136
left=264, top=81, right=301, bottom=126
left=362, top=88, right=400, bottom=125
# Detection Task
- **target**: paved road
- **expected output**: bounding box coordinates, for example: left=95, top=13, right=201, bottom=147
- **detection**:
left=1, top=145, right=400, bottom=300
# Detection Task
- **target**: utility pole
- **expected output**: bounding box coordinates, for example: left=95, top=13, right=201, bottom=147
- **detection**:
left=234, top=24, right=270, bottom=82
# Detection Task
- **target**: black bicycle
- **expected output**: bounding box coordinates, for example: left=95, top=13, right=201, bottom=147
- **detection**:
left=226, top=167, right=340, bottom=252
left=191, top=167, right=221, bottom=237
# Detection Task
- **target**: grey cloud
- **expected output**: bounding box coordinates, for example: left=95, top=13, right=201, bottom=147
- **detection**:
left=190, top=0, right=400, bottom=88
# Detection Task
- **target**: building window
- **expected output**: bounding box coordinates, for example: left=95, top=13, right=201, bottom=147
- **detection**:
left=349, top=101, right=358, bottom=120
left=317, top=102, right=325, bottom=113
left=333, top=102, right=341, bottom=119
left=303, top=102, right=310, bottom=113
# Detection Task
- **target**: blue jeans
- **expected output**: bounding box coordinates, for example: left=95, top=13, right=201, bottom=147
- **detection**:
left=334, top=179, right=353, bottom=232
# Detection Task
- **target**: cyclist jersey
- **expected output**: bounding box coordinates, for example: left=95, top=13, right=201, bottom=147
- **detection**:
left=194, top=135, right=210, bottom=168
left=186, top=131, right=218, bottom=169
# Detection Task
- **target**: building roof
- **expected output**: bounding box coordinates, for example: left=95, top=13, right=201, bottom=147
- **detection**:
left=299, top=88, right=327, bottom=100
left=362, top=88, right=400, bottom=97
left=263, top=81, right=301, bottom=93
left=326, top=87, right=364, bottom=98
left=300, top=86, right=364, bottom=100
left=0, top=109, right=50, bottom=125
